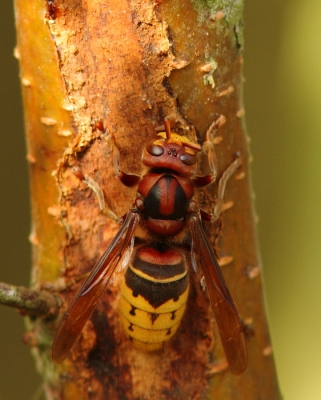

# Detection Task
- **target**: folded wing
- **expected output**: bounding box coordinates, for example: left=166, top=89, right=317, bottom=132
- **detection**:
left=188, top=213, right=247, bottom=375
left=52, top=211, right=139, bottom=363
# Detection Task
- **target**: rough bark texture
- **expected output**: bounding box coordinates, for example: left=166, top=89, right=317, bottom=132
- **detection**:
left=14, top=0, right=281, bottom=399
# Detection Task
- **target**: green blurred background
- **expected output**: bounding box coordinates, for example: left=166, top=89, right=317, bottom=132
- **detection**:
left=1, top=0, right=320, bottom=398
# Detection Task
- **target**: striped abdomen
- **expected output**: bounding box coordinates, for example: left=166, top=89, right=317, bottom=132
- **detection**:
left=120, top=243, right=189, bottom=351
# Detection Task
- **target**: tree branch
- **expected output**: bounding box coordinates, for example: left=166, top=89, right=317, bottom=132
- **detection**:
left=0, top=282, right=61, bottom=319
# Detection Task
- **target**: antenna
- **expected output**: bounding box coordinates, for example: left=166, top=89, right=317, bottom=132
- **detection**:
left=183, top=141, right=201, bottom=152
left=164, top=119, right=171, bottom=140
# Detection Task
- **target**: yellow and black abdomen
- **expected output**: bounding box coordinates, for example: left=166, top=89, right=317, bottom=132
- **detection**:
left=120, top=243, right=189, bottom=351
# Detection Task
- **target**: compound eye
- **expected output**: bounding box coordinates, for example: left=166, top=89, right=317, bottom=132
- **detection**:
left=146, top=139, right=164, bottom=156
left=180, top=152, right=197, bottom=165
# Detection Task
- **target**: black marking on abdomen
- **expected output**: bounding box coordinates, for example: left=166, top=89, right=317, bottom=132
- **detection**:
left=150, top=313, right=159, bottom=324
left=129, top=305, right=136, bottom=316
left=125, top=266, right=188, bottom=309
left=132, top=258, right=186, bottom=281
left=132, top=243, right=186, bottom=280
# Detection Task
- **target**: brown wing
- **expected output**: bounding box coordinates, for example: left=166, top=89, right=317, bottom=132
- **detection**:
left=52, top=211, right=139, bottom=363
left=188, top=213, right=247, bottom=375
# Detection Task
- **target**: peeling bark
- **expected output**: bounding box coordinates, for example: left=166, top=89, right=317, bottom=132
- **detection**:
left=13, top=0, right=281, bottom=399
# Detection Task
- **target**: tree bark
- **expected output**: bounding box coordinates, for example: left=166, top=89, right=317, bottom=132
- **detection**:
left=12, top=0, right=281, bottom=399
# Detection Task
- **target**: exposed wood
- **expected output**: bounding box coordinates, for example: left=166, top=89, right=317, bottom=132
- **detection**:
left=13, top=0, right=281, bottom=398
